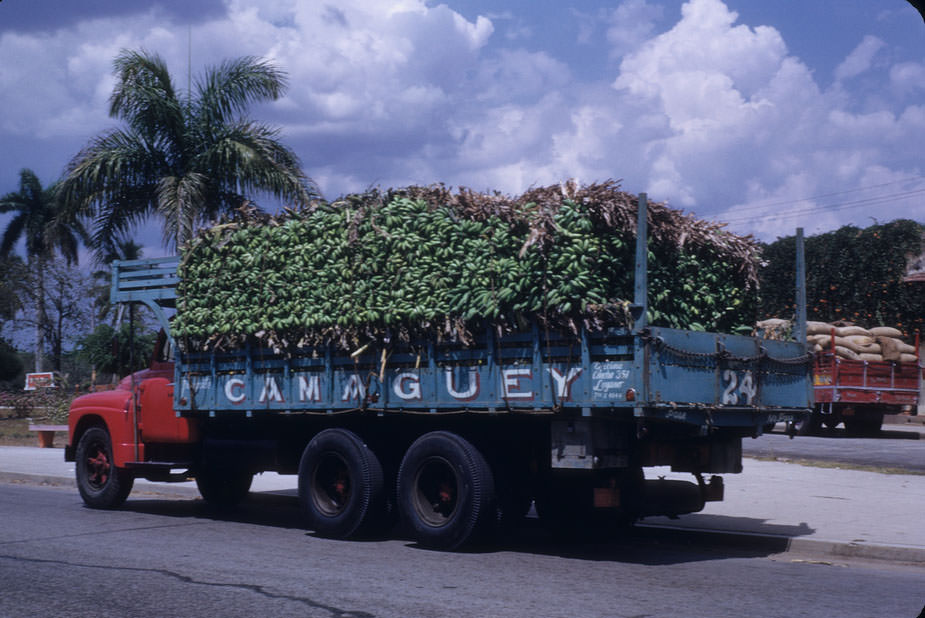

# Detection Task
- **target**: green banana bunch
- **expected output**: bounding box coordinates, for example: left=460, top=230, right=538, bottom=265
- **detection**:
left=173, top=182, right=761, bottom=351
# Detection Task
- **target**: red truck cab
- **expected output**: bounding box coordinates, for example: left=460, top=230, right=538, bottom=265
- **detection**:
left=65, top=333, right=198, bottom=507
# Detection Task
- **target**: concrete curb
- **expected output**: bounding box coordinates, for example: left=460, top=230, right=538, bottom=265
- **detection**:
left=884, top=414, right=925, bottom=427
left=0, top=472, right=74, bottom=488
left=0, top=471, right=202, bottom=497
left=636, top=523, right=925, bottom=566
left=786, top=537, right=925, bottom=565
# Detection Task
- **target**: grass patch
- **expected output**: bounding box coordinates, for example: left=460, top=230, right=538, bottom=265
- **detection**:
left=746, top=455, right=925, bottom=476
left=0, top=417, right=43, bottom=446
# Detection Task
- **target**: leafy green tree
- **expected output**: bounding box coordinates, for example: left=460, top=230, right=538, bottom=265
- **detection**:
left=77, top=323, right=156, bottom=378
left=0, top=255, right=27, bottom=323
left=760, top=219, right=925, bottom=335
left=0, top=339, right=23, bottom=384
left=0, top=169, right=87, bottom=371
left=61, top=49, right=318, bottom=255
left=42, top=259, right=93, bottom=371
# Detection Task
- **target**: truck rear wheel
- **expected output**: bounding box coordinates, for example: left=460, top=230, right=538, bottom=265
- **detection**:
left=792, top=410, right=823, bottom=436
left=299, top=428, right=385, bottom=539
left=195, top=467, right=253, bottom=508
left=75, top=426, right=134, bottom=508
left=844, top=413, right=883, bottom=436
left=397, top=431, right=495, bottom=550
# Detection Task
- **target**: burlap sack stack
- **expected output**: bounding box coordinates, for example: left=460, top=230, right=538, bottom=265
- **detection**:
left=756, top=319, right=918, bottom=363
left=754, top=318, right=791, bottom=341
left=805, top=321, right=918, bottom=363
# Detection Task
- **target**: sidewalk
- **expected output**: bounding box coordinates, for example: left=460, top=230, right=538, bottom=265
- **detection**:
left=1, top=443, right=923, bottom=565
left=640, top=459, right=925, bottom=564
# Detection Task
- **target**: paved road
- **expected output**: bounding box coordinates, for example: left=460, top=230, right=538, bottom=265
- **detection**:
left=745, top=424, right=925, bottom=472
left=1, top=484, right=923, bottom=618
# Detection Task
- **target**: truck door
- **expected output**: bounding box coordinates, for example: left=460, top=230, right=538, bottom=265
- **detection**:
left=137, top=377, right=198, bottom=444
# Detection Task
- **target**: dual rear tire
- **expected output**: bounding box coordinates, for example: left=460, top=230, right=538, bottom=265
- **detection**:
left=397, top=431, right=495, bottom=551
left=299, top=429, right=495, bottom=550
left=299, top=428, right=386, bottom=539
left=794, top=406, right=885, bottom=436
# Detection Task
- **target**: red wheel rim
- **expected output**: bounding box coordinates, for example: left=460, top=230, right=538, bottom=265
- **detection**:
left=412, top=456, right=459, bottom=527
left=311, top=452, right=351, bottom=516
left=85, top=442, right=111, bottom=489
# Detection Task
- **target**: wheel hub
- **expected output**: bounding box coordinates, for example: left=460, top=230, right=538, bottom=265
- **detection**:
left=86, top=445, right=110, bottom=488
left=413, top=457, right=459, bottom=526
left=312, top=453, right=351, bottom=516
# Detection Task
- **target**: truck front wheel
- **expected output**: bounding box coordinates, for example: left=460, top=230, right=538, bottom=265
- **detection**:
left=299, top=429, right=385, bottom=539
left=75, top=426, right=134, bottom=508
left=397, top=431, right=495, bottom=551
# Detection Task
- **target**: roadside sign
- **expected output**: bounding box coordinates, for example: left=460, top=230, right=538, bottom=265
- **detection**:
left=24, top=372, right=55, bottom=391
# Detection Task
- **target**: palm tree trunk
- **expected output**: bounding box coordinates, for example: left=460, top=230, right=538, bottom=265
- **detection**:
left=34, top=256, right=47, bottom=373
left=34, top=320, right=42, bottom=373
left=53, top=305, right=63, bottom=372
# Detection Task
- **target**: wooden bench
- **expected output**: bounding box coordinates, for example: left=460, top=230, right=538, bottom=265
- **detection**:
left=28, top=424, right=68, bottom=448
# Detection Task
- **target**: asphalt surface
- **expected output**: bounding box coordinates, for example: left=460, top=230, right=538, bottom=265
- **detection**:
left=3, top=483, right=923, bottom=618
left=743, top=423, right=925, bottom=472
left=1, top=419, right=924, bottom=566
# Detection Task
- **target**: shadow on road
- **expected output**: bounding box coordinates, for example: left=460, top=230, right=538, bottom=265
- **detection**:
left=120, top=491, right=810, bottom=565
left=480, top=515, right=810, bottom=565
left=122, top=491, right=307, bottom=530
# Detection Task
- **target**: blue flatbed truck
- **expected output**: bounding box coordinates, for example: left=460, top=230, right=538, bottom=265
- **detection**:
left=66, top=195, right=812, bottom=549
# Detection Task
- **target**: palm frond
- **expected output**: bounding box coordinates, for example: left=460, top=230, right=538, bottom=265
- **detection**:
left=66, top=50, right=319, bottom=254
left=89, top=190, right=156, bottom=261
left=45, top=207, right=88, bottom=266
left=0, top=192, right=25, bottom=214
left=198, top=122, right=318, bottom=208
left=1, top=169, right=41, bottom=213
left=156, top=172, right=207, bottom=247
left=0, top=213, right=27, bottom=256
left=110, top=49, right=186, bottom=148
left=1, top=169, right=88, bottom=267
left=194, top=56, right=287, bottom=128
left=62, top=129, right=165, bottom=216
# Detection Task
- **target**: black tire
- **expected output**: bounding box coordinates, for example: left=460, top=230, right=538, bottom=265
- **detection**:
left=195, top=467, right=253, bottom=508
left=75, top=426, right=134, bottom=508
left=844, top=414, right=883, bottom=436
left=298, top=428, right=385, bottom=539
left=792, top=411, right=822, bottom=436
left=397, top=431, right=495, bottom=551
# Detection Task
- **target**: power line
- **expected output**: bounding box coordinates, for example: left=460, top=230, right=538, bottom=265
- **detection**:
left=717, top=187, right=925, bottom=224
left=720, top=175, right=925, bottom=215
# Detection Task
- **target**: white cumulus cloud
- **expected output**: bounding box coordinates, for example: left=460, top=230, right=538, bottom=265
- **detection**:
left=0, top=0, right=922, bottom=247
left=834, top=35, right=885, bottom=82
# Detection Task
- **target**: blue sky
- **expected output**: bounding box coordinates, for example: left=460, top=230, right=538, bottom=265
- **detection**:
left=1, top=0, right=924, bottom=258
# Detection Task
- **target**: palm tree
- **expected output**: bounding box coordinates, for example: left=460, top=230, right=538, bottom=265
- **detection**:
left=0, top=169, right=87, bottom=371
left=61, top=49, right=318, bottom=254
left=0, top=255, right=27, bottom=324
left=90, top=237, right=144, bottom=325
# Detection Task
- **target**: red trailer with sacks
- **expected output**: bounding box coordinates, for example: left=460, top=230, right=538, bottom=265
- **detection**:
left=798, top=323, right=921, bottom=435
